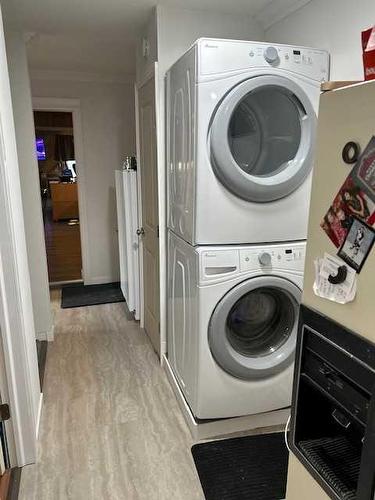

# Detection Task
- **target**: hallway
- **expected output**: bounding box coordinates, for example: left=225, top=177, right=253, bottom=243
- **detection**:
left=20, top=291, right=204, bottom=500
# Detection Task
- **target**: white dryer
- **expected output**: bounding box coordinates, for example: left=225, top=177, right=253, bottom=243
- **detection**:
left=166, top=38, right=329, bottom=245
left=167, top=230, right=305, bottom=419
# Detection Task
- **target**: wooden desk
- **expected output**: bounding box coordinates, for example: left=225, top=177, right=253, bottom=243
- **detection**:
left=50, top=182, right=79, bottom=221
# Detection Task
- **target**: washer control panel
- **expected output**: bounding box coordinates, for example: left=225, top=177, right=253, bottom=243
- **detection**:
left=198, top=242, right=306, bottom=282
left=258, top=252, right=272, bottom=266
left=240, top=243, right=306, bottom=273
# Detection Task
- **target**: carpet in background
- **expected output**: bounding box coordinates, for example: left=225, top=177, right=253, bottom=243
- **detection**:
left=61, top=282, right=125, bottom=309
left=192, top=432, right=288, bottom=500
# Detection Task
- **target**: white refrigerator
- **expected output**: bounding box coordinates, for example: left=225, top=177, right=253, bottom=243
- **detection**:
left=287, top=80, right=375, bottom=500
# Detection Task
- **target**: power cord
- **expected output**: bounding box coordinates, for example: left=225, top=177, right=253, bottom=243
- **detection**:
left=284, top=414, right=291, bottom=453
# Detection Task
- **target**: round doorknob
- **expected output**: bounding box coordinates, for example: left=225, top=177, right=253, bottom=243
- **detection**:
left=264, top=46, right=279, bottom=64
left=136, top=227, right=145, bottom=236
left=258, top=252, right=272, bottom=266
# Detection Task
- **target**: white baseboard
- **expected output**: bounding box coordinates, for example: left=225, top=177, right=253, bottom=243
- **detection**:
left=163, top=354, right=289, bottom=441
left=35, top=323, right=55, bottom=342
left=35, top=331, right=47, bottom=341
left=160, top=341, right=167, bottom=364
left=46, top=323, right=54, bottom=341
left=84, top=276, right=119, bottom=285
left=36, top=392, right=43, bottom=440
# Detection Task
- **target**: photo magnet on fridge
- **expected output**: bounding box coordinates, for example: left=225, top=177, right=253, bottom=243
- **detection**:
left=352, top=135, right=375, bottom=201
left=321, top=136, right=375, bottom=248
left=337, top=217, right=375, bottom=273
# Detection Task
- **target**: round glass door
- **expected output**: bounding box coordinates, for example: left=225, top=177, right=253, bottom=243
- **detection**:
left=208, top=276, right=300, bottom=380
left=210, top=75, right=316, bottom=202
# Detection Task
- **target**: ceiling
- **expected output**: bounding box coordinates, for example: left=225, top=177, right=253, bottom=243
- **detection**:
left=2, top=0, right=308, bottom=78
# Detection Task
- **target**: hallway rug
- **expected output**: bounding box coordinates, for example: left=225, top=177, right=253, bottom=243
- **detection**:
left=61, top=282, right=125, bottom=308
left=192, top=432, right=288, bottom=500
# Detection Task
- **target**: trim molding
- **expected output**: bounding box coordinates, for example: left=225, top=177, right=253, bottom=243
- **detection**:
left=32, top=97, right=91, bottom=288
left=35, top=393, right=43, bottom=440
left=254, top=0, right=313, bottom=30
left=7, top=467, right=21, bottom=500
left=35, top=324, right=54, bottom=342
left=84, top=276, right=119, bottom=286
left=46, top=324, right=54, bottom=342
left=29, top=69, right=135, bottom=85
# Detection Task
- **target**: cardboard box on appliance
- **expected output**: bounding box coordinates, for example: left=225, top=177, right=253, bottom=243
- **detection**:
left=362, top=26, right=375, bottom=81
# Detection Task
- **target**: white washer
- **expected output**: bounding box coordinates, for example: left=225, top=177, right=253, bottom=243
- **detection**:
left=166, top=38, right=329, bottom=245
left=167, top=230, right=305, bottom=419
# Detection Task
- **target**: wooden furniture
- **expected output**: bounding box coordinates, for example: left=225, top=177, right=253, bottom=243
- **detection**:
left=49, top=182, right=79, bottom=221
left=0, top=469, right=11, bottom=500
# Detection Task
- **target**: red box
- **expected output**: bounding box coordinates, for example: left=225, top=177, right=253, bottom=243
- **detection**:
left=362, top=27, right=375, bottom=80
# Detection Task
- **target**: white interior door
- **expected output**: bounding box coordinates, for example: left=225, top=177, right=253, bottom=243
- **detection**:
left=0, top=4, right=40, bottom=466
left=138, top=76, right=160, bottom=355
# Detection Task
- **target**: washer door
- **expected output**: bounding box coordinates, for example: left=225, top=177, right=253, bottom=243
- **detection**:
left=208, top=276, right=301, bottom=379
left=210, top=75, right=316, bottom=202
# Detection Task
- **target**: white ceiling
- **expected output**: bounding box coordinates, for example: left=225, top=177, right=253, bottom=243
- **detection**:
left=2, top=0, right=309, bottom=78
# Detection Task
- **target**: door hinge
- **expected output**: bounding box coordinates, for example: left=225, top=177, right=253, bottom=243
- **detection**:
left=0, top=404, right=10, bottom=422
left=157, top=225, right=159, bottom=238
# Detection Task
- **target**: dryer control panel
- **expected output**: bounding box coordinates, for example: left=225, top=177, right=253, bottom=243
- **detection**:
left=197, top=38, right=329, bottom=82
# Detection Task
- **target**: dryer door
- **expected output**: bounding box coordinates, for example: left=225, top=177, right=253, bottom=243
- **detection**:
left=208, top=276, right=301, bottom=379
left=210, top=75, right=316, bottom=202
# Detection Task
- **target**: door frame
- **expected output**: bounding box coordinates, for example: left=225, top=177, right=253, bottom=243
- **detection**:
left=0, top=4, right=40, bottom=466
left=135, top=63, right=166, bottom=357
left=32, top=97, right=90, bottom=284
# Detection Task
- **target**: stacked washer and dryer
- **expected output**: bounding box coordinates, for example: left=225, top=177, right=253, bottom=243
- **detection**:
left=166, top=38, right=329, bottom=420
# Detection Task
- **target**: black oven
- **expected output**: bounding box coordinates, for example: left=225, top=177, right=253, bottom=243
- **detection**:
left=289, top=305, right=375, bottom=500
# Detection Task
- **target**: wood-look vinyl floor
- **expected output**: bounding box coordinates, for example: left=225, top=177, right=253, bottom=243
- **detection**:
left=19, top=290, right=204, bottom=500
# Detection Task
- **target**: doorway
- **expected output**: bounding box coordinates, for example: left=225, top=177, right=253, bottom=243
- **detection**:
left=34, top=110, right=83, bottom=284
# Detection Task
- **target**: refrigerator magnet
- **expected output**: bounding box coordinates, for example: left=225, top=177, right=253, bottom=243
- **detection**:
left=352, top=135, right=375, bottom=204
left=337, top=217, right=375, bottom=273
left=321, top=136, right=375, bottom=249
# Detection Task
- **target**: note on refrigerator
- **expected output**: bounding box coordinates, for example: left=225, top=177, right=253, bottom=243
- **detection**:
left=313, top=253, right=357, bottom=304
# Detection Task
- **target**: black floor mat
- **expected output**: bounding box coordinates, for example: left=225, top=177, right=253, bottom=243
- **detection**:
left=192, top=432, right=288, bottom=500
left=61, top=282, right=125, bottom=308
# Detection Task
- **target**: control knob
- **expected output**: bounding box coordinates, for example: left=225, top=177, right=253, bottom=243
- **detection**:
left=258, top=252, right=272, bottom=266
left=264, top=46, right=279, bottom=64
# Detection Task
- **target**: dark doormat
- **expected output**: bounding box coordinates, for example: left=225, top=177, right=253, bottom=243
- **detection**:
left=192, top=432, right=288, bottom=500
left=61, top=282, right=125, bottom=309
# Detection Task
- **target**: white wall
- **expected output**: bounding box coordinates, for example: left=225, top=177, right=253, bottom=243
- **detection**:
left=156, top=5, right=265, bottom=77
left=136, top=7, right=158, bottom=85
left=4, top=29, right=53, bottom=341
left=30, top=76, right=136, bottom=285
left=265, top=0, right=373, bottom=80
left=0, top=4, right=40, bottom=465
